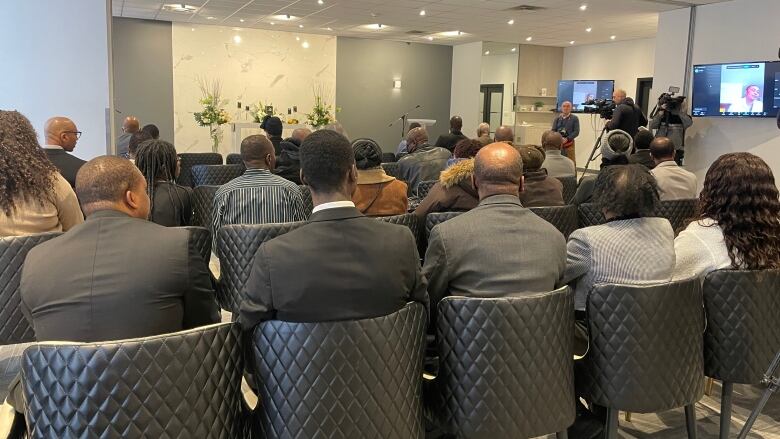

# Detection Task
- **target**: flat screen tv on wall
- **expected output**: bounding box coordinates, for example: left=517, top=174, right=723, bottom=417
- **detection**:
left=691, top=61, right=780, bottom=117
left=556, top=80, right=615, bottom=112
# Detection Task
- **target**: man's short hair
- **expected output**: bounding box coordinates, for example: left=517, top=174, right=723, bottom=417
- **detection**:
left=262, top=116, right=283, bottom=136
left=450, top=116, right=463, bottom=130
left=141, top=124, right=160, bottom=139
left=541, top=130, right=563, bottom=150
left=453, top=138, right=483, bottom=159
left=634, top=129, right=654, bottom=151
left=128, top=131, right=153, bottom=155
left=593, top=164, right=659, bottom=217
left=240, top=134, right=273, bottom=162
left=300, top=130, right=355, bottom=193
left=649, top=136, right=675, bottom=159
left=76, top=156, right=142, bottom=207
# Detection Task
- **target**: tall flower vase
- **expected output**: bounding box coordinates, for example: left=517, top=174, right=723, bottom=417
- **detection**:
left=209, top=125, right=222, bottom=154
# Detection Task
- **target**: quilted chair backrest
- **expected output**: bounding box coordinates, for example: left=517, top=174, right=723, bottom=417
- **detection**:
left=583, top=278, right=704, bottom=413
left=0, top=232, right=61, bottom=345
left=381, top=152, right=398, bottom=163
left=382, top=162, right=400, bottom=179
left=556, top=175, right=577, bottom=204
left=177, top=153, right=223, bottom=187
left=177, top=226, right=212, bottom=262
left=434, top=288, right=575, bottom=438
left=217, top=222, right=306, bottom=313
left=416, top=180, right=437, bottom=199
left=703, top=269, right=780, bottom=384
left=655, top=198, right=697, bottom=234
left=529, top=205, right=578, bottom=238
left=425, top=212, right=463, bottom=242
left=22, top=323, right=245, bottom=439
left=251, top=302, right=427, bottom=439
left=374, top=213, right=422, bottom=246
left=192, top=185, right=219, bottom=228
left=225, top=153, right=244, bottom=166
left=191, top=164, right=245, bottom=187
left=577, top=202, right=606, bottom=228
left=297, top=185, right=313, bottom=218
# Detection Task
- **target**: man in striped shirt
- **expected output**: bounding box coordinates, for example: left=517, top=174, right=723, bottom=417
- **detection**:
left=211, top=135, right=306, bottom=238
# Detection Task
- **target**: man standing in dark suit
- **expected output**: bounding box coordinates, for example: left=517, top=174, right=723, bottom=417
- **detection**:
left=435, top=116, right=467, bottom=152
left=605, top=89, right=648, bottom=137
left=423, top=142, right=566, bottom=306
left=239, top=130, right=428, bottom=328
left=42, top=116, right=86, bottom=187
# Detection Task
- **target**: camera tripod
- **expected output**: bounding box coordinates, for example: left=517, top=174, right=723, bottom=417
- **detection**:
left=736, top=349, right=780, bottom=438
left=579, top=125, right=609, bottom=183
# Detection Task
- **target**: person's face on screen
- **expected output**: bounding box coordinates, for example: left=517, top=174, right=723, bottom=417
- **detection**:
left=746, top=86, right=760, bottom=102
left=562, top=102, right=572, bottom=115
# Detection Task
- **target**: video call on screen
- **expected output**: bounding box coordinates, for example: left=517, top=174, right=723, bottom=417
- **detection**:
left=692, top=61, right=780, bottom=117
left=557, top=80, right=614, bottom=112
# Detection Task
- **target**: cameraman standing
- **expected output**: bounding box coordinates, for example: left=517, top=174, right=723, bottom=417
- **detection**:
left=552, top=101, right=580, bottom=164
left=606, top=89, right=648, bottom=137
left=649, top=96, right=692, bottom=165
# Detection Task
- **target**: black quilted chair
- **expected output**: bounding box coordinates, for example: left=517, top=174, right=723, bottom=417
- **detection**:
left=298, top=185, right=314, bottom=217
left=21, top=323, right=246, bottom=438
left=582, top=278, right=705, bottom=438
left=177, top=152, right=223, bottom=187
left=578, top=199, right=697, bottom=233
left=178, top=226, right=212, bottom=262
left=416, top=180, right=437, bottom=199
left=530, top=205, right=578, bottom=238
left=0, top=233, right=61, bottom=345
left=192, top=185, right=219, bottom=228
left=434, top=288, right=575, bottom=438
left=425, top=211, right=463, bottom=241
left=190, top=164, right=244, bottom=187
left=556, top=175, right=577, bottom=204
left=702, top=269, right=780, bottom=439
left=217, top=222, right=305, bottom=313
left=374, top=213, right=422, bottom=246
left=225, top=153, right=243, bottom=166
left=382, top=162, right=400, bottom=179
left=577, top=202, right=606, bottom=228
left=382, top=152, right=398, bottom=163
left=250, top=302, right=427, bottom=438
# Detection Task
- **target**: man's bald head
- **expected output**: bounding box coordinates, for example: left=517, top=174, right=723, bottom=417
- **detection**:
left=122, top=116, right=140, bottom=134
left=76, top=156, right=150, bottom=218
left=613, top=88, right=627, bottom=104
left=241, top=134, right=276, bottom=170
left=406, top=127, right=429, bottom=153
left=494, top=126, right=514, bottom=143
left=477, top=122, right=490, bottom=137
left=450, top=116, right=463, bottom=131
left=649, top=136, right=676, bottom=163
left=291, top=127, right=312, bottom=143
left=473, top=142, right=524, bottom=200
left=542, top=130, right=564, bottom=151
left=44, top=117, right=79, bottom=151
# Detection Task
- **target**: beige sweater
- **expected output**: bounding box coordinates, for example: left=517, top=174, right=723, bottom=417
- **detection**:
left=0, top=173, right=84, bottom=237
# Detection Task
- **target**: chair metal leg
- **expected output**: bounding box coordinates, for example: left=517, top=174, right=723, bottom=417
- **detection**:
left=685, top=404, right=698, bottom=439
left=605, top=408, right=619, bottom=439
left=556, top=431, right=568, bottom=439
left=705, top=377, right=714, bottom=396
left=720, top=381, right=733, bottom=439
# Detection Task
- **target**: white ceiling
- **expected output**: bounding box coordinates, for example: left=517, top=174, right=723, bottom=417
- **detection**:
left=114, top=0, right=731, bottom=47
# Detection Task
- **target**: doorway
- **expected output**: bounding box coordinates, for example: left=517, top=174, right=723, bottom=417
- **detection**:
left=635, top=77, right=654, bottom=116
left=480, top=84, right=504, bottom=133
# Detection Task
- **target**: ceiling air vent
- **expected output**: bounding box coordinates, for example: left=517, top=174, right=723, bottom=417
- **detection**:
left=505, top=4, right=547, bottom=11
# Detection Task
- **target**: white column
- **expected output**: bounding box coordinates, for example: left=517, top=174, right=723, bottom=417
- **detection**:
left=450, top=42, right=483, bottom=138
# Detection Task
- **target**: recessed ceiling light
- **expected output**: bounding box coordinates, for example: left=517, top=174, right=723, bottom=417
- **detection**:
left=585, top=27, right=592, bottom=32
left=426, top=36, right=434, bottom=41
left=206, top=16, right=216, bottom=20
left=580, top=4, right=587, bottom=11
left=233, top=35, right=242, bottom=44
left=191, top=27, right=195, bottom=31
left=525, top=36, right=532, bottom=41
left=438, top=30, right=464, bottom=37
left=326, top=27, right=332, bottom=31
left=302, top=41, right=310, bottom=48
left=271, top=14, right=298, bottom=21
left=508, top=19, right=514, bottom=25
left=298, top=24, right=304, bottom=28
left=364, top=23, right=385, bottom=30
left=239, top=18, right=244, bottom=22
left=270, top=22, right=275, bottom=25
left=317, top=0, right=324, bottom=4
left=295, top=36, right=300, bottom=41
left=419, top=10, right=426, bottom=16
left=163, top=3, right=198, bottom=13
left=484, top=50, right=490, bottom=55
left=569, top=40, right=575, bottom=45
left=610, top=35, right=616, bottom=40
left=511, top=47, right=516, bottom=52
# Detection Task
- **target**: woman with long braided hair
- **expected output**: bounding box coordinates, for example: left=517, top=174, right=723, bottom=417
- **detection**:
left=0, top=110, right=83, bottom=236
left=674, top=152, right=780, bottom=279
left=134, top=139, right=193, bottom=226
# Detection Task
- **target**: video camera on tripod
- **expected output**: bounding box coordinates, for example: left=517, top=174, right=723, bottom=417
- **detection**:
left=656, top=86, right=686, bottom=112
left=582, top=98, right=616, bottom=119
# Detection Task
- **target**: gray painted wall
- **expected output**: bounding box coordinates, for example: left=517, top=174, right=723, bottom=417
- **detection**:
left=112, top=18, right=174, bottom=144
left=336, top=37, right=453, bottom=153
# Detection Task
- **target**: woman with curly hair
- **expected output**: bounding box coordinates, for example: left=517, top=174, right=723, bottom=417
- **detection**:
left=0, top=110, right=83, bottom=236
left=134, top=139, right=193, bottom=226
left=674, top=153, right=780, bottom=279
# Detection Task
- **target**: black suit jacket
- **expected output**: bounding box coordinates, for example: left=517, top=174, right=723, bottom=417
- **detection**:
left=44, top=148, right=86, bottom=187
left=435, top=131, right=467, bottom=152
left=606, top=103, right=648, bottom=137
left=239, top=206, right=428, bottom=328
left=21, top=210, right=220, bottom=342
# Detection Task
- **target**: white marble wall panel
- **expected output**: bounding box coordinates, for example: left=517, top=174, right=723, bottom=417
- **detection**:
left=172, top=23, right=336, bottom=154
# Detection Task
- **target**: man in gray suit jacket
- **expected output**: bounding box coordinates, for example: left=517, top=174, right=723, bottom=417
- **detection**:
left=423, top=142, right=567, bottom=306
left=649, top=137, right=697, bottom=200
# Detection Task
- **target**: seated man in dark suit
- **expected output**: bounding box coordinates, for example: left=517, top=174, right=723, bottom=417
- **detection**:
left=423, top=142, right=566, bottom=307
left=6, top=156, right=219, bottom=416
left=435, top=116, right=468, bottom=152
left=397, top=127, right=451, bottom=196
left=42, top=116, right=86, bottom=187
left=239, top=129, right=428, bottom=327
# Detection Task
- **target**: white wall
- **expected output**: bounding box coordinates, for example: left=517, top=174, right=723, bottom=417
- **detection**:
left=481, top=53, right=518, bottom=129
left=450, top=42, right=483, bottom=137
left=172, top=24, right=336, bottom=154
left=562, top=38, right=656, bottom=167
left=655, top=0, right=780, bottom=184
left=0, top=0, right=112, bottom=160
